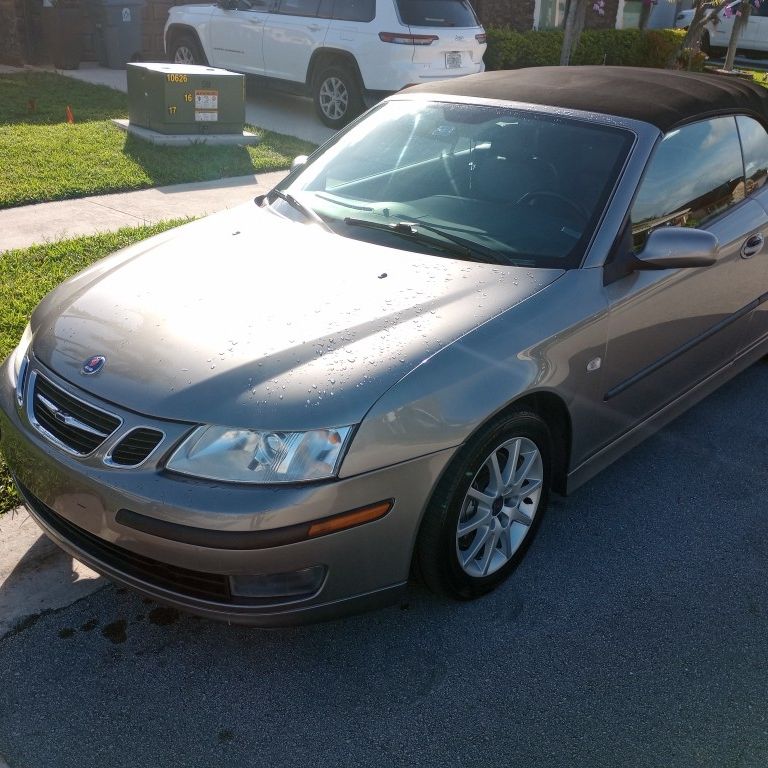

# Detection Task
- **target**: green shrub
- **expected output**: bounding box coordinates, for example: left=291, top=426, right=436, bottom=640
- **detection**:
left=485, top=27, right=699, bottom=71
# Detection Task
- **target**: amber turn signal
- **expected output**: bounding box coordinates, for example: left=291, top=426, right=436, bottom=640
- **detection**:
left=307, top=500, right=393, bottom=537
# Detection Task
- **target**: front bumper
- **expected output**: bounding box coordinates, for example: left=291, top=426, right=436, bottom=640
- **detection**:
left=0, top=356, right=454, bottom=626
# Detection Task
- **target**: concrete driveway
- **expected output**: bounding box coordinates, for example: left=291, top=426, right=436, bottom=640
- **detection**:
left=1, top=361, right=767, bottom=768
left=60, top=63, right=337, bottom=145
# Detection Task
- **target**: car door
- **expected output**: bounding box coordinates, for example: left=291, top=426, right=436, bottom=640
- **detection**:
left=599, top=116, right=765, bottom=432
left=208, top=0, right=271, bottom=74
left=736, top=114, right=768, bottom=345
left=262, top=0, right=331, bottom=83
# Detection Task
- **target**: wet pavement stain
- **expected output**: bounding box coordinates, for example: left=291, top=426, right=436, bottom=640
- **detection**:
left=218, top=729, right=234, bottom=744
left=101, top=619, right=127, bottom=644
left=148, top=607, right=180, bottom=627
left=80, top=618, right=98, bottom=632
left=58, top=628, right=75, bottom=639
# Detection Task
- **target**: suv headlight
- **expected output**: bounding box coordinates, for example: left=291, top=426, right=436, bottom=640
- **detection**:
left=10, top=323, right=32, bottom=404
left=166, top=425, right=353, bottom=484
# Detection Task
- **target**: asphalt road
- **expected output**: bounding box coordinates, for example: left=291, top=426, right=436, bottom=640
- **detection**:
left=1, top=362, right=768, bottom=768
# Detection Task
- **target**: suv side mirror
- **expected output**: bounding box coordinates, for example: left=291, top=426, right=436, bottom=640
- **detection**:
left=291, top=155, right=308, bottom=171
left=634, top=227, right=719, bottom=270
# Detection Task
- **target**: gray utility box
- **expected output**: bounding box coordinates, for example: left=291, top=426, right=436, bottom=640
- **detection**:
left=127, top=63, right=245, bottom=135
left=91, top=0, right=145, bottom=69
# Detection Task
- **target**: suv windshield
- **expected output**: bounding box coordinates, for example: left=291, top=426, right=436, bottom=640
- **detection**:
left=278, top=100, right=633, bottom=269
left=396, top=0, right=479, bottom=26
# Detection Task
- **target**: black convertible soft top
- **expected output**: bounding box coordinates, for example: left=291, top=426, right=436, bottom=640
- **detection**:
left=404, top=66, right=768, bottom=132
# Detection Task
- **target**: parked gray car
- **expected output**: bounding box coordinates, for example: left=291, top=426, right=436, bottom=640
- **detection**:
left=3, top=67, right=768, bottom=626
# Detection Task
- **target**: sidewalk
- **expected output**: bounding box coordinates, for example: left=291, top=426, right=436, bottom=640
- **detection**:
left=0, top=171, right=287, bottom=252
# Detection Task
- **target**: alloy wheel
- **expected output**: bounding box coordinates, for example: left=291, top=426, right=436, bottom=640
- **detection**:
left=174, top=46, right=195, bottom=65
left=318, top=77, right=349, bottom=121
left=455, top=436, right=544, bottom=578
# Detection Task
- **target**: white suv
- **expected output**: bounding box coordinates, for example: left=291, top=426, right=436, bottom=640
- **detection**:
left=702, top=1, right=768, bottom=57
left=164, top=0, right=486, bottom=128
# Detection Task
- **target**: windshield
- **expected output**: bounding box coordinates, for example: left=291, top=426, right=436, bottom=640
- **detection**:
left=274, top=100, right=634, bottom=269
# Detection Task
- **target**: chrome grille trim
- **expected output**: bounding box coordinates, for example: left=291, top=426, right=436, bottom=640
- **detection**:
left=26, top=370, right=123, bottom=457
left=36, top=393, right=109, bottom=438
left=15, top=355, right=28, bottom=408
left=103, top=427, right=166, bottom=468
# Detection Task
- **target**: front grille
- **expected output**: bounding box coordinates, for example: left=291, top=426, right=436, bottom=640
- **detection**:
left=110, top=428, right=164, bottom=466
left=31, top=373, right=121, bottom=455
left=19, top=481, right=232, bottom=603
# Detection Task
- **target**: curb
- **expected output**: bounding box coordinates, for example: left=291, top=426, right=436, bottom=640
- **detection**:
left=0, top=754, right=10, bottom=767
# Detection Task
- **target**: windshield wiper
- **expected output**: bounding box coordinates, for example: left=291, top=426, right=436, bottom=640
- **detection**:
left=398, top=218, right=510, bottom=265
left=315, top=192, right=373, bottom=211
left=344, top=217, right=507, bottom=265
left=268, top=189, right=333, bottom=232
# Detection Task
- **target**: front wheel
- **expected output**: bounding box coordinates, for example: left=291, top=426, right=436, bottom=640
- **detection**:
left=701, top=31, right=725, bottom=58
left=416, top=410, right=551, bottom=599
left=312, top=64, right=363, bottom=129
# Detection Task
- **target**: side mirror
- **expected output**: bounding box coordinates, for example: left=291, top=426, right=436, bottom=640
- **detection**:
left=634, top=227, right=719, bottom=270
left=291, top=155, right=308, bottom=171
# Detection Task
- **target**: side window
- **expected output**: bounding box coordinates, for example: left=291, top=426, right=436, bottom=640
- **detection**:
left=737, top=115, right=768, bottom=195
left=275, top=0, right=321, bottom=15
left=631, top=116, right=745, bottom=251
left=331, top=0, right=375, bottom=21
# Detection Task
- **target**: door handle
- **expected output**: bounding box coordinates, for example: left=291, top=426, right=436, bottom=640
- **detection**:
left=307, top=23, right=322, bottom=30
left=741, top=233, right=765, bottom=259
left=249, top=17, right=264, bottom=23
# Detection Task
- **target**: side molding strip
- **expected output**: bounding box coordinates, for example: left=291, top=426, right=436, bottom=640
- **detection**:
left=604, top=296, right=762, bottom=401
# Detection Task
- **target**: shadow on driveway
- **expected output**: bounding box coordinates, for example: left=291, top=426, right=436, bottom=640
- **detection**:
left=0, top=511, right=103, bottom=639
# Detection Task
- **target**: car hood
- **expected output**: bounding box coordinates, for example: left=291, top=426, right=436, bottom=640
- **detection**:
left=31, top=207, right=564, bottom=431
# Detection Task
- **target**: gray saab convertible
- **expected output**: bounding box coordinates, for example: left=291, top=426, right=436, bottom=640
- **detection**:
left=3, top=67, right=768, bottom=625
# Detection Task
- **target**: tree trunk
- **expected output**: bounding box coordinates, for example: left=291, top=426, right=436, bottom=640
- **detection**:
left=560, top=0, right=587, bottom=65
left=724, top=2, right=751, bottom=71
left=639, top=0, right=653, bottom=30
left=682, top=0, right=708, bottom=48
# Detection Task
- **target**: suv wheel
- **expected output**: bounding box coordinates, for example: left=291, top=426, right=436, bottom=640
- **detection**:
left=701, top=30, right=725, bottom=58
left=171, top=34, right=206, bottom=66
left=313, top=64, right=362, bottom=129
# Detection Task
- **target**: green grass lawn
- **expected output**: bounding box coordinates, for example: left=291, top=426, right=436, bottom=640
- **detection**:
left=0, top=72, right=316, bottom=209
left=745, top=69, right=768, bottom=86
left=0, top=220, right=189, bottom=514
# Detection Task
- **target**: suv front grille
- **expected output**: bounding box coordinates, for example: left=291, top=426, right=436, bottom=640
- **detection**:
left=30, top=373, right=121, bottom=456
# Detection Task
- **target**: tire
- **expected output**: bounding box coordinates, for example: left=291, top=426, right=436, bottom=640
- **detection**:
left=702, top=31, right=725, bottom=59
left=170, top=34, right=207, bottom=66
left=416, top=410, right=551, bottom=600
left=312, top=64, right=363, bottom=129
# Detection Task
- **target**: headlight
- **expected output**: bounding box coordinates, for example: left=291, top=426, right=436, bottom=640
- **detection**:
left=166, top=425, right=353, bottom=483
left=11, top=323, right=32, bottom=405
